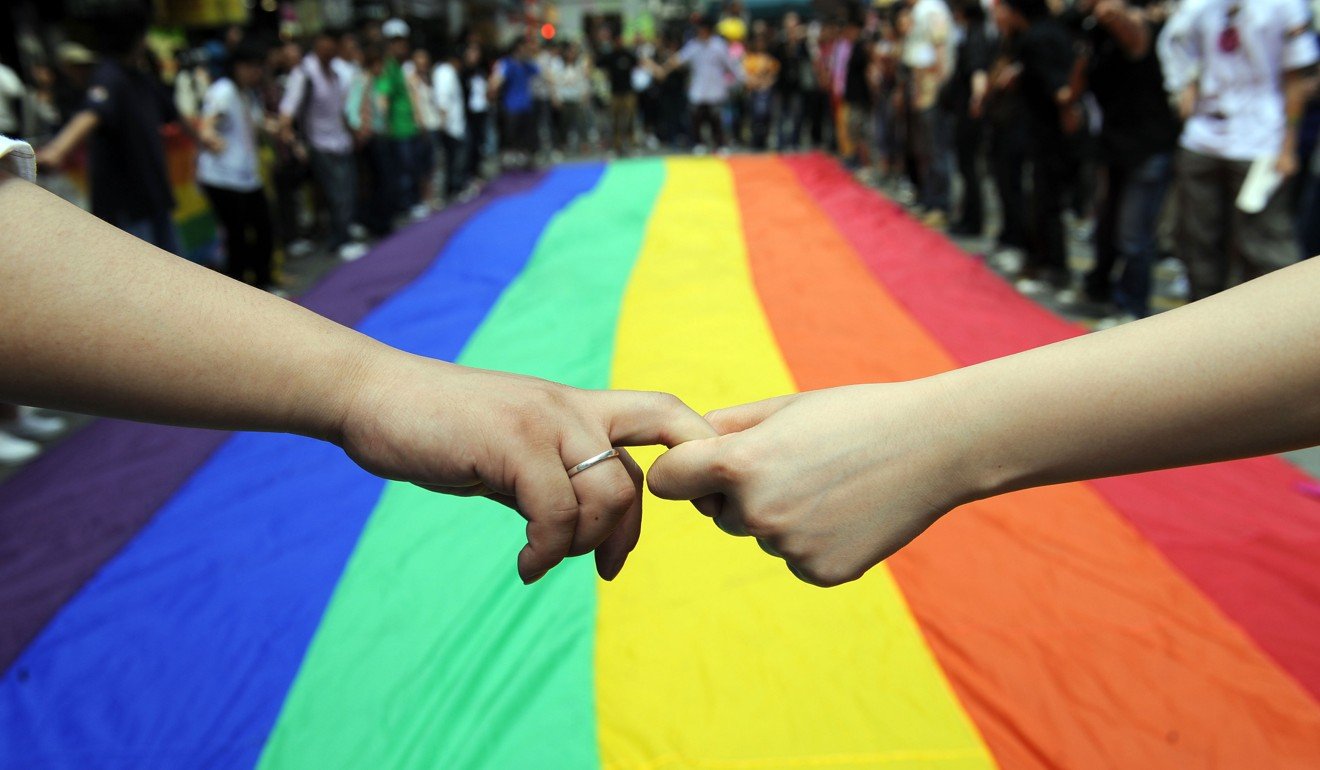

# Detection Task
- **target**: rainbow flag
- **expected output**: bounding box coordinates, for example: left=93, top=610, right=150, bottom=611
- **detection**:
left=3, top=155, right=1320, bottom=769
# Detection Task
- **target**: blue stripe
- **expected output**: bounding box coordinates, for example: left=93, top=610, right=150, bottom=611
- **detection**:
left=0, top=164, right=606, bottom=770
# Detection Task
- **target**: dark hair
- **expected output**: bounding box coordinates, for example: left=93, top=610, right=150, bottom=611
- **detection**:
left=955, top=0, right=986, bottom=22
left=229, top=39, right=266, bottom=67
left=1001, top=0, right=1051, bottom=20
left=362, top=43, right=385, bottom=68
left=89, top=7, right=151, bottom=58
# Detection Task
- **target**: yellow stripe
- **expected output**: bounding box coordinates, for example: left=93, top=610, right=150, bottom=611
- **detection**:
left=600, top=157, right=995, bottom=770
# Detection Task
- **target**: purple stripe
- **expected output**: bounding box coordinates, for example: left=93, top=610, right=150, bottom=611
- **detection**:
left=0, top=173, right=545, bottom=673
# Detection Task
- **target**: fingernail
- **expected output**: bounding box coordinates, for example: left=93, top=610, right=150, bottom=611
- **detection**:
left=523, top=569, right=548, bottom=585
left=602, top=557, right=625, bottom=582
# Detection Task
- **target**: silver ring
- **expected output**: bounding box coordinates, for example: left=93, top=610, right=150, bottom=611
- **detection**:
left=567, top=448, right=621, bottom=478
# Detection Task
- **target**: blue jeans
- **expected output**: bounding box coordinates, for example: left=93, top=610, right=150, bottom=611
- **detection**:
left=308, top=149, right=357, bottom=249
left=1089, top=151, right=1174, bottom=317
left=116, top=211, right=181, bottom=257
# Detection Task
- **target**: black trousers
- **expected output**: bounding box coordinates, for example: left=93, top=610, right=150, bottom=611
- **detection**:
left=1025, top=145, right=1070, bottom=284
left=440, top=131, right=465, bottom=199
left=990, top=123, right=1028, bottom=251
left=691, top=103, right=725, bottom=149
left=202, top=184, right=274, bottom=288
left=954, top=113, right=985, bottom=232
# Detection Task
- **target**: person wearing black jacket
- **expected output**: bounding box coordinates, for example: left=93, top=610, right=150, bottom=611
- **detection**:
left=944, top=0, right=994, bottom=237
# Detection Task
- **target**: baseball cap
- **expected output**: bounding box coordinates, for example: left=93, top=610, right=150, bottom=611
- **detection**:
left=382, top=18, right=411, bottom=40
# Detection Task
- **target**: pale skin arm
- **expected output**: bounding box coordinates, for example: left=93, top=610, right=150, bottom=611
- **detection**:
left=650, top=258, right=1320, bottom=587
left=0, top=171, right=714, bottom=583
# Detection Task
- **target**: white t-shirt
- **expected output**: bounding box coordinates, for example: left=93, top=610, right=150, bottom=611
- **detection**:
left=0, top=135, right=36, bottom=182
left=1159, top=0, right=1320, bottom=160
left=196, top=78, right=263, bottom=192
left=677, top=37, right=741, bottom=105
left=0, top=65, right=23, bottom=135
left=431, top=62, right=466, bottom=138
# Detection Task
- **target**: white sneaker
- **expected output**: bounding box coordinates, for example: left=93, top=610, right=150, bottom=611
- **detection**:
left=338, top=242, right=370, bottom=262
left=10, top=407, right=66, bottom=440
left=287, top=239, right=314, bottom=258
left=408, top=204, right=432, bottom=221
left=348, top=223, right=369, bottom=241
left=989, top=248, right=1025, bottom=276
left=0, top=430, right=40, bottom=465
left=1014, top=277, right=1052, bottom=296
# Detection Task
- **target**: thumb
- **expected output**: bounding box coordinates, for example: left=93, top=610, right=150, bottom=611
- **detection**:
left=705, top=394, right=796, bottom=435
left=647, top=436, right=728, bottom=501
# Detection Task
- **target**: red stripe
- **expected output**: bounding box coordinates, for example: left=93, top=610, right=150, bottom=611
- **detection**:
left=781, top=152, right=1320, bottom=702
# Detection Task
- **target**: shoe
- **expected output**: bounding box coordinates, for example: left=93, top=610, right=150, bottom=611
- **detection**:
left=287, top=239, right=314, bottom=258
left=338, top=242, right=369, bottom=262
left=10, top=407, right=66, bottom=440
left=1054, top=287, right=1086, bottom=306
left=0, top=430, right=40, bottom=465
left=988, top=247, right=1025, bottom=276
left=408, top=204, right=432, bottom=221
left=920, top=210, right=948, bottom=229
left=1093, top=312, right=1138, bottom=331
left=266, top=287, right=290, bottom=299
left=1014, top=277, right=1054, bottom=296
left=348, top=223, right=369, bottom=241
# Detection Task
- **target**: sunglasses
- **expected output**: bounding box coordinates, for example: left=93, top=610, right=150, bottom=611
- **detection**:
left=1219, top=3, right=1241, bottom=54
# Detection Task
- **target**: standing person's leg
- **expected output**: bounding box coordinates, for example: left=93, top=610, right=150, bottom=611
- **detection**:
left=991, top=127, right=1028, bottom=251
left=310, top=150, right=352, bottom=250
left=710, top=102, right=727, bottom=149
left=1027, top=147, right=1069, bottom=285
left=240, top=188, right=276, bottom=289
left=610, top=96, right=625, bottom=153
left=911, top=108, right=934, bottom=206
left=1113, top=151, right=1174, bottom=318
left=392, top=137, right=416, bottom=212
left=367, top=137, right=397, bottom=233
left=466, top=112, right=486, bottom=181
left=201, top=184, right=248, bottom=282
left=929, top=108, right=955, bottom=214
left=1175, top=148, right=1232, bottom=301
left=1236, top=172, right=1301, bottom=285
left=691, top=104, right=707, bottom=147
left=953, top=113, right=984, bottom=232
left=1085, top=162, right=1125, bottom=303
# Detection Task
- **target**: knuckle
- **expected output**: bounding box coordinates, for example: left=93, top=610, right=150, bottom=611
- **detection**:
left=795, top=561, right=860, bottom=588
left=601, top=475, right=636, bottom=515
left=710, top=439, right=754, bottom=486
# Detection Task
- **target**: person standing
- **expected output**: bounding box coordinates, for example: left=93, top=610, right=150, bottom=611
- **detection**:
left=743, top=31, right=781, bottom=151
left=1158, top=0, right=1319, bottom=300
left=553, top=42, right=592, bottom=154
left=596, top=26, right=639, bottom=155
left=378, top=19, right=420, bottom=219
left=37, top=12, right=199, bottom=254
left=406, top=48, right=442, bottom=214
left=841, top=16, right=875, bottom=172
left=492, top=38, right=541, bottom=169
left=279, top=30, right=365, bottom=262
left=432, top=46, right=468, bottom=201
left=997, top=0, right=1080, bottom=292
left=945, top=0, right=994, bottom=237
left=197, top=41, right=276, bottom=293
left=1064, top=0, right=1181, bottom=323
left=904, top=0, right=956, bottom=227
left=462, top=42, right=491, bottom=184
left=669, top=16, right=743, bottom=151
left=772, top=12, right=809, bottom=151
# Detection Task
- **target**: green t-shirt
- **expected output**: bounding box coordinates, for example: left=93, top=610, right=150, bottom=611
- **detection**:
left=375, top=59, right=418, bottom=139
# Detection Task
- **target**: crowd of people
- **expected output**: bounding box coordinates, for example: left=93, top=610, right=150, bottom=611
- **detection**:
left=1, top=0, right=1318, bottom=465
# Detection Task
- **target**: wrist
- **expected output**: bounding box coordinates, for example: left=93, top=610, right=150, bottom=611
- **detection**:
left=293, top=334, right=402, bottom=445
left=924, top=368, right=1028, bottom=505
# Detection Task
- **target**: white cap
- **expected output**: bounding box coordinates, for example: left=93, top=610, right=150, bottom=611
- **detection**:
left=382, top=18, right=411, bottom=40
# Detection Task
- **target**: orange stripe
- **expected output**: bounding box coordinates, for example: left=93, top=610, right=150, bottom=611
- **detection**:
left=728, top=155, right=1320, bottom=768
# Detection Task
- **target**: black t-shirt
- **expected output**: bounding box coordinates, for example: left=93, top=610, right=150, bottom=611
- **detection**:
left=943, top=23, right=993, bottom=114
left=844, top=39, right=873, bottom=108
left=1080, top=10, right=1180, bottom=163
left=597, top=48, right=639, bottom=96
left=772, top=38, right=807, bottom=94
left=1016, top=18, right=1075, bottom=141
left=83, top=59, right=177, bottom=223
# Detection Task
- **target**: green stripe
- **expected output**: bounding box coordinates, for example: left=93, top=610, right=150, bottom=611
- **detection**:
left=256, top=159, right=666, bottom=770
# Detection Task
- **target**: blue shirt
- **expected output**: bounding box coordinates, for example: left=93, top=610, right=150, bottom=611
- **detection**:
left=497, top=58, right=539, bottom=115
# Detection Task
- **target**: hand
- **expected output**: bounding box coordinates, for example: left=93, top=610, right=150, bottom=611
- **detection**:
left=1094, top=0, right=1126, bottom=26
left=336, top=350, right=716, bottom=584
left=648, top=382, right=975, bottom=587
left=201, top=134, right=226, bottom=154
left=1277, top=146, right=1300, bottom=178
left=35, top=145, right=66, bottom=170
left=1177, top=84, right=1198, bottom=121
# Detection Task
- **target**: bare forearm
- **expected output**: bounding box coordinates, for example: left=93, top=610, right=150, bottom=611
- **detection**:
left=0, top=173, right=384, bottom=441
left=939, top=258, right=1320, bottom=497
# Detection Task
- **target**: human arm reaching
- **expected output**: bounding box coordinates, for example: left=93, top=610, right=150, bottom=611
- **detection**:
left=650, top=258, right=1320, bottom=587
left=0, top=166, right=714, bottom=584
